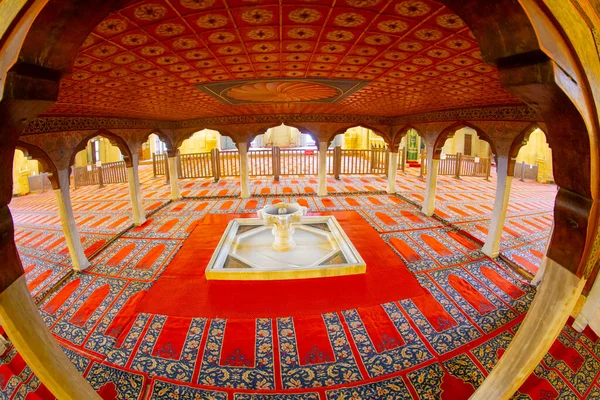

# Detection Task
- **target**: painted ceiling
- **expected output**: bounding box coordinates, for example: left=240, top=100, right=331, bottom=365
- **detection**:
left=43, top=0, right=523, bottom=120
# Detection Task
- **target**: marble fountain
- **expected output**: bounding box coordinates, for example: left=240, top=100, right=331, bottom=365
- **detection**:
left=205, top=203, right=366, bottom=280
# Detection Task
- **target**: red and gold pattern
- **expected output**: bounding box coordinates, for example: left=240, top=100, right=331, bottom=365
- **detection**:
left=44, top=0, right=521, bottom=120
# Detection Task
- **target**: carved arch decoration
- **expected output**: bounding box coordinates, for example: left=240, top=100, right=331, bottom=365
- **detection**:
left=139, top=129, right=176, bottom=157
left=68, top=128, right=134, bottom=168
left=507, top=123, right=546, bottom=174
left=15, top=141, right=59, bottom=190
left=328, top=124, right=393, bottom=149
left=432, top=121, right=498, bottom=160
left=390, top=125, right=427, bottom=152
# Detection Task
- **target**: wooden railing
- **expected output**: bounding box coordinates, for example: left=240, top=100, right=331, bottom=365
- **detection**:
left=73, top=165, right=99, bottom=187
left=279, top=148, right=319, bottom=175
left=72, top=161, right=127, bottom=188
left=339, top=149, right=388, bottom=174
left=153, top=153, right=168, bottom=177
left=219, top=150, right=240, bottom=176
left=515, top=161, right=539, bottom=181
left=151, top=145, right=392, bottom=182
left=100, top=161, right=128, bottom=184
left=248, top=149, right=273, bottom=176
left=423, top=152, right=491, bottom=179
left=179, top=152, right=212, bottom=178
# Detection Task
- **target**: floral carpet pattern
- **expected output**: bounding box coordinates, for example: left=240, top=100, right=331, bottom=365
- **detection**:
left=2, top=166, right=588, bottom=400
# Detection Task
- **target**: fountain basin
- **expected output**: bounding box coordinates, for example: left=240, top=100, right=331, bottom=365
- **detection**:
left=205, top=216, right=366, bottom=280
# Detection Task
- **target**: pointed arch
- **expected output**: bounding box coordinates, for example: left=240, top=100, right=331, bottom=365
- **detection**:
left=68, top=128, right=133, bottom=168
left=15, top=141, right=60, bottom=189
left=433, top=121, right=497, bottom=160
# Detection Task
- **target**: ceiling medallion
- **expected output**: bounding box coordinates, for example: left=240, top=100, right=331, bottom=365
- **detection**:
left=196, top=78, right=368, bottom=105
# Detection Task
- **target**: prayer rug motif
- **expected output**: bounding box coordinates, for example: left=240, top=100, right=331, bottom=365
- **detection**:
left=84, top=362, right=146, bottom=400
left=129, top=314, right=206, bottom=382
left=89, top=238, right=149, bottom=276
left=382, top=232, right=439, bottom=273
left=405, top=229, right=471, bottom=266
left=198, top=318, right=275, bottom=390
left=407, top=361, right=480, bottom=399
left=428, top=267, right=519, bottom=333
left=51, top=276, right=128, bottom=346
left=84, top=281, right=151, bottom=356
left=38, top=273, right=96, bottom=327
left=400, top=275, right=481, bottom=355
left=277, top=313, right=362, bottom=388
left=325, top=375, right=412, bottom=399
left=147, top=378, right=228, bottom=399
left=118, top=239, right=182, bottom=281
left=463, top=259, right=534, bottom=315
left=234, top=393, right=319, bottom=399
left=541, top=332, right=600, bottom=396
left=342, top=303, right=433, bottom=377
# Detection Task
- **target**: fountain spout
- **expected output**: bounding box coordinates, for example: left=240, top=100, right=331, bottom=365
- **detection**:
left=257, top=203, right=307, bottom=251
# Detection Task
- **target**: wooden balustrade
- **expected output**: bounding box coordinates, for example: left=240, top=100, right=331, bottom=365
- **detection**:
left=515, top=161, right=539, bottom=181
left=340, top=149, right=387, bottom=174
left=179, top=153, right=213, bottom=178
left=100, top=161, right=127, bottom=185
left=219, top=150, right=240, bottom=176
left=279, top=148, right=319, bottom=175
left=152, top=153, right=168, bottom=177
left=248, top=149, right=273, bottom=176
left=150, top=146, right=393, bottom=182
left=72, top=161, right=127, bottom=188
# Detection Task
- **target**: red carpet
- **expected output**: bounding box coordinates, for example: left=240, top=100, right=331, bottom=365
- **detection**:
left=137, top=211, right=424, bottom=318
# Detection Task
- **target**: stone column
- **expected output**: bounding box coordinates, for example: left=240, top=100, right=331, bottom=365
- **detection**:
left=387, top=151, right=398, bottom=194
left=0, top=143, right=101, bottom=399
left=167, top=155, right=181, bottom=200
left=573, top=275, right=600, bottom=332
left=531, top=223, right=554, bottom=287
left=54, top=168, right=90, bottom=271
left=238, top=142, right=250, bottom=199
left=482, top=155, right=512, bottom=258
left=126, top=153, right=146, bottom=226
left=421, top=145, right=438, bottom=216
left=317, top=141, right=328, bottom=196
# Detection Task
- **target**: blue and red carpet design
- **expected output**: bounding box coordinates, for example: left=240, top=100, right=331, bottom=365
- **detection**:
left=3, top=166, right=592, bottom=399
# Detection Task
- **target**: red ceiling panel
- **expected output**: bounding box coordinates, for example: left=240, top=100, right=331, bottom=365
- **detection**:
left=43, top=0, right=522, bottom=120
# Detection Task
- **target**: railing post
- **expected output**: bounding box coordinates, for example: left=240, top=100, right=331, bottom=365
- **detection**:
left=334, top=145, right=341, bottom=180
left=211, top=148, right=220, bottom=182
left=486, top=157, right=491, bottom=181
left=273, top=146, right=280, bottom=182
left=164, top=154, right=170, bottom=185
left=97, top=165, right=104, bottom=188
left=419, top=150, right=425, bottom=179
left=152, top=153, right=157, bottom=177
left=454, top=152, right=462, bottom=179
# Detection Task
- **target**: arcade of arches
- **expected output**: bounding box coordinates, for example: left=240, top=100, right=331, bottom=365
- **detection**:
left=1, top=1, right=600, bottom=399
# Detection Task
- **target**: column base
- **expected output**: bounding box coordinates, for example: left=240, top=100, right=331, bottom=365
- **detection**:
left=72, top=259, right=91, bottom=272
left=317, top=189, right=327, bottom=197
left=481, top=243, right=500, bottom=258
left=420, top=206, right=434, bottom=217
left=572, top=315, right=589, bottom=332
left=133, top=216, right=147, bottom=227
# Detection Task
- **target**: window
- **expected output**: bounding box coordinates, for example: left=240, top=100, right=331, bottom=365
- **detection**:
left=464, top=134, right=472, bottom=156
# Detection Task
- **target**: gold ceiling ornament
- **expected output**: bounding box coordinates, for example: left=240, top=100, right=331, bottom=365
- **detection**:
left=96, top=18, right=128, bottom=35
left=334, top=13, right=366, bottom=27
left=395, top=1, right=431, bottom=17
left=196, top=14, right=228, bottom=29
left=180, top=0, right=216, bottom=9
left=133, top=4, right=167, bottom=21
left=288, top=8, right=322, bottom=24
left=241, top=9, right=274, bottom=25
left=226, top=81, right=338, bottom=102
